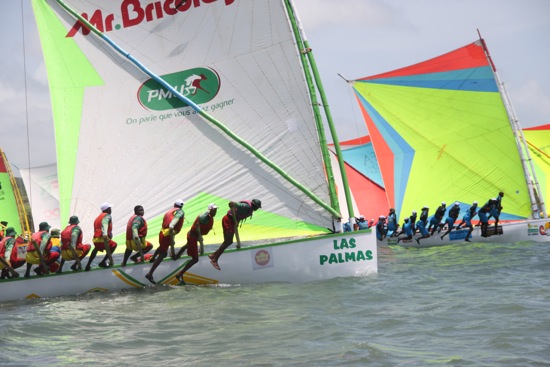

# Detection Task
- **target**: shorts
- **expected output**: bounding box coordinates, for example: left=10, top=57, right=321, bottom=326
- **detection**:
left=125, top=239, right=153, bottom=253
left=92, top=238, right=117, bottom=252
left=61, top=244, right=91, bottom=261
left=0, top=258, right=10, bottom=270
left=186, top=232, right=199, bottom=258
left=222, top=215, right=235, bottom=235
left=26, top=250, right=60, bottom=265
left=158, top=231, right=173, bottom=253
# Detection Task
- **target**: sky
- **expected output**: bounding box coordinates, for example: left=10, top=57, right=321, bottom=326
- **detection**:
left=1, top=0, right=549, bottom=172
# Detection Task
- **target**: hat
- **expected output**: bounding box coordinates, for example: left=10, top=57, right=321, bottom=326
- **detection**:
left=454, top=202, right=460, bottom=206
left=412, top=210, right=417, bottom=214
left=379, top=215, right=386, bottom=219
left=50, top=228, right=61, bottom=238
left=69, top=215, right=80, bottom=224
left=38, top=222, right=51, bottom=231
left=359, top=215, right=365, bottom=220
left=208, top=203, right=218, bottom=210
left=251, top=199, right=262, bottom=208
left=404, top=217, right=409, bottom=222
left=441, top=202, right=446, bottom=206
left=422, top=206, right=429, bottom=209
left=5, top=227, right=16, bottom=237
left=174, top=199, right=184, bottom=208
left=100, top=202, right=112, bottom=211
left=473, top=201, right=478, bottom=205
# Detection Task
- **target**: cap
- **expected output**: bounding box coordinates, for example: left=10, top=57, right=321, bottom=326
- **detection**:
left=359, top=215, right=365, bottom=219
left=208, top=203, right=218, bottom=210
left=5, top=227, right=16, bottom=237
left=454, top=202, right=460, bottom=206
left=404, top=217, right=409, bottom=222
left=422, top=206, right=429, bottom=209
left=441, top=202, right=446, bottom=206
left=38, top=222, right=51, bottom=231
left=69, top=215, right=80, bottom=224
left=251, top=199, right=262, bottom=208
left=100, top=202, right=112, bottom=211
left=174, top=199, right=184, bottom=208
left=379, top=215, right=386, bottom=219
left=412, top=210, right=417, bottom=214
left=50, top=228, right=61, bottom=238
left=473, top=201, right=478, bottom=205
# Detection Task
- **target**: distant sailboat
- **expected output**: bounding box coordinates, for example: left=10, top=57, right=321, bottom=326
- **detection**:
left=0, top=148, right=31, bottom=237
left=350, top=37, right=549, bottom=246
left=0, top=0, right=376, bottom=302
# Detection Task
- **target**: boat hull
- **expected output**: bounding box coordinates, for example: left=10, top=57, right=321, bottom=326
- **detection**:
left=379, top=218, right=550, bottom=248
left=0, top=230, right=376, bottom=302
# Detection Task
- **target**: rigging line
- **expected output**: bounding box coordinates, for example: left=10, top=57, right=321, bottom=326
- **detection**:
left=20, top=0, right=32, bottom=207
left=54, top=0, right=340, bottom=219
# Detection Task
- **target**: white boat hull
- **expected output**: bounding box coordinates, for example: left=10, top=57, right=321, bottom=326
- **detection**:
left=0, top=231, right=377, bottom=302
left=379, top=218, right=550, bottom=248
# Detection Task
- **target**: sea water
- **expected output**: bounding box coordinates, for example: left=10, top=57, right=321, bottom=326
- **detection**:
left=1, top=241, right=549, bottom=366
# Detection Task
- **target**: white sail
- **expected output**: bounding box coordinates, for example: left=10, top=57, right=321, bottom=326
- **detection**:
left=20, top=163, right=60, bottom=230
left=33, top=0, right=340, bottom=243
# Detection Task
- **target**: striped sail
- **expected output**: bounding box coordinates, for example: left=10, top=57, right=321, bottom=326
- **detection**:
left=32, top=0, right=340, bottom=245
left=352, top=40, right=534, bottom=222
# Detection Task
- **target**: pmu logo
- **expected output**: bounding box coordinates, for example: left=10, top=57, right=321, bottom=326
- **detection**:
left=138, top=67, right=220, bottom=111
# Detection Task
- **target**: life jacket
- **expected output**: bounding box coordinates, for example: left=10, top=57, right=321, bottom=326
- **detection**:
left=435, top=206, right=446, bottom=220
left=61, top=224, right=82, bottom=250
left=28, top=231, right=52, bottom=253
left=449, top=206, right=460, bottom=219
left=126, top=215, right=148, bottom=240
left=94, top=212, right=112, bottom=239
left=162, top=209, right=184, bottom=234
left=190, top=212, right=215, bottom=237
left=0, top=236, right=9, bottom=257
left=479, top=201, right=492, bottom=213
left=227, top=200, right=254, bottom=221
left=420, top=209, right=429, bottom=223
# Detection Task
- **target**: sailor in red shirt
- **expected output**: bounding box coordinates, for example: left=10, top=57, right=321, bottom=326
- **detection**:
left=24, top=222, right=60, bottom=277
left=85, top=202, right=118, bottom=271
left=209, top=199, right=261, bottom=270
left=57, top=216, right=91, bottom=273
left=0, top=227, right=21, bottom=278
left=172, top=203, right=218, bottom=284
left=145, top=200, right=185, bottom=284
left=121, top=205, right=153, bottom=267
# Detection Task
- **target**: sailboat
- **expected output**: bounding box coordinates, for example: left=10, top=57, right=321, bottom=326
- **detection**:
left=0, top=148, right=31, bottom=272
left=0, top=0, right=377, bottom=302
left=349, top=36, right=549, bottom=247
left=0, top=148, right=32, bottom=238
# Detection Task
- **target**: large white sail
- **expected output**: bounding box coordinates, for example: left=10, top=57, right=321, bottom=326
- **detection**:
left=33, top=0, right=340, bottom=243
left=20, top=163, right=60, bottom=231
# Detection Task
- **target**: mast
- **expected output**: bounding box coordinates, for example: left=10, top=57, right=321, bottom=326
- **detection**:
left=53, top=0, right=342, bottom=220
left=478, top=32, right=546, bottom=218
left=285, top=0, right=357, bottom=225
left=0, top=148, right=31, bottom=236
